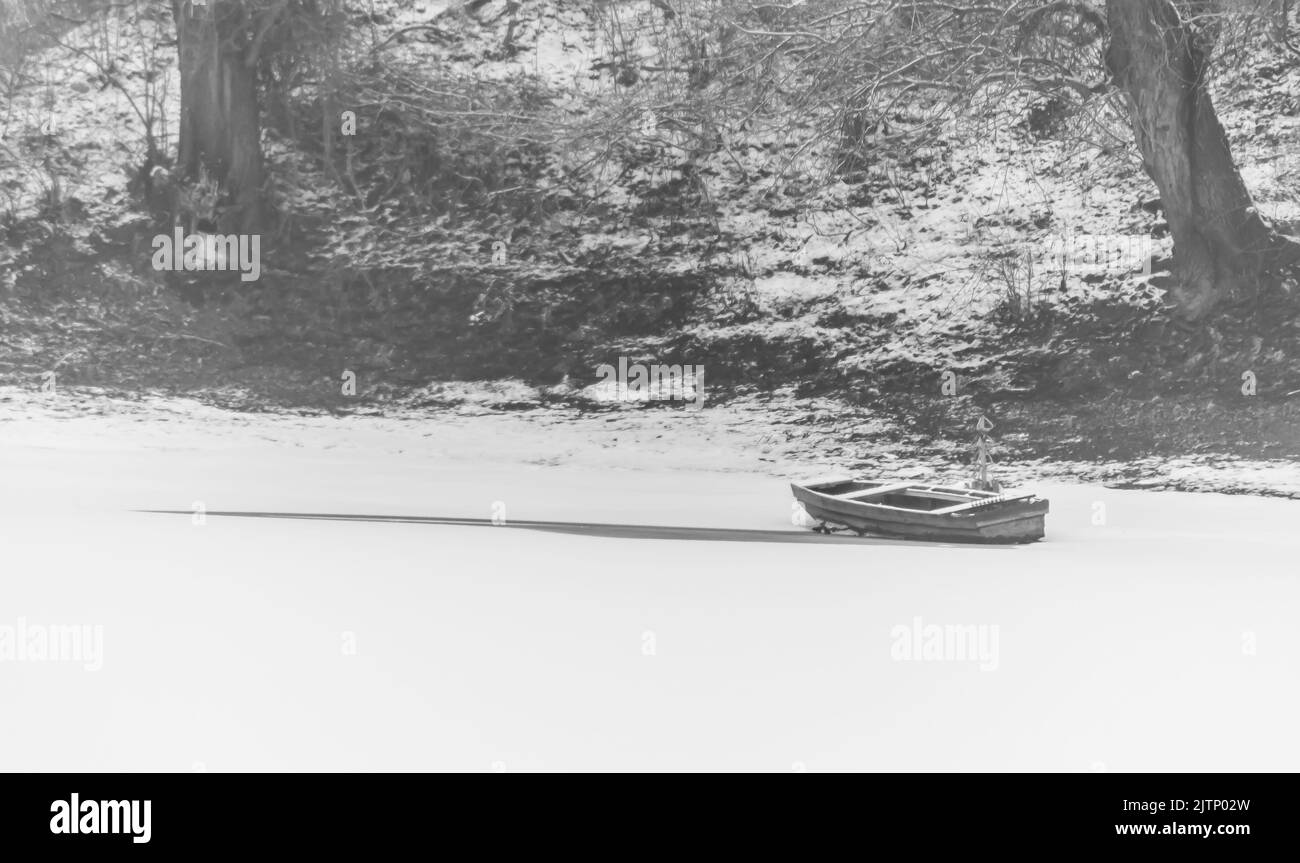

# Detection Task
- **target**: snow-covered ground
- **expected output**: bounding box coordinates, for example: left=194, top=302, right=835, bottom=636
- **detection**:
left=2, top=391, right=1299, bottom=771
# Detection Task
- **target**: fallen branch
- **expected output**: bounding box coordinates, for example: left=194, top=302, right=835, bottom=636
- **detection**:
left=150, top=331, right=236, bottom=351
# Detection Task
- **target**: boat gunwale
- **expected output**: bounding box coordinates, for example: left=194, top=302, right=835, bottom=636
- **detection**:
left=794, top=483, right=1045, bottom=518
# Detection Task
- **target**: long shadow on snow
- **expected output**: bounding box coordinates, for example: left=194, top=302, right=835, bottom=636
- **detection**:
left=138, top=510, right=1017, bottom=548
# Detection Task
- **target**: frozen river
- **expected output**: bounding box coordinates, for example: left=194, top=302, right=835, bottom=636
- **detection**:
left=2, top=393, right=1298, bottom=771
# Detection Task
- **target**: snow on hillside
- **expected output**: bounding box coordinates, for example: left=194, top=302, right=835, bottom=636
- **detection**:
left=4, top=1, right=1300, bottom=384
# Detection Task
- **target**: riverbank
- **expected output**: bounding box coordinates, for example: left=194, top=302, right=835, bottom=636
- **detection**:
left=5, top=384, right=1300, bottom=501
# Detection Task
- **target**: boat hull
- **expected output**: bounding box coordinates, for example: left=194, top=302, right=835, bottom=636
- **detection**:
left=791, top=479, right=1048, bottom=544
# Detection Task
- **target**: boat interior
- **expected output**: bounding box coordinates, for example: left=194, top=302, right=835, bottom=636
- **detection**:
left=807, top=480, right=1008, bottom=513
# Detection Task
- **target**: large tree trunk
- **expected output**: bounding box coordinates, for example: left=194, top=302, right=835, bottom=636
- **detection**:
left=1106, top=0, right=1300, bottom=321
left=172, top=0, right=264, bottom=234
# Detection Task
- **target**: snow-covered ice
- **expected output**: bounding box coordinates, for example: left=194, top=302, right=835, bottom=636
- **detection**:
left=2, top=395, right=1298, bottom=771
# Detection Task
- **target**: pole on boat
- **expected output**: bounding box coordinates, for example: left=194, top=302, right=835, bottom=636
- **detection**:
left=970, top=414, right=1001, bottom=493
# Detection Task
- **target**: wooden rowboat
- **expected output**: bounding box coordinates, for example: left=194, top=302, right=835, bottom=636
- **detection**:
left=791, top=478, right=1048, bottom=544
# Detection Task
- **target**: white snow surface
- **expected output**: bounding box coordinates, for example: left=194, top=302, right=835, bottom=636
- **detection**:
left=2, top=391, right=1299, bottom=772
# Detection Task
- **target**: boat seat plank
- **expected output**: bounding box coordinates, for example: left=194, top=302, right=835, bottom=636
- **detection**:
left=930, top=493, right=1037, bottom=514
left=835, top=482, right=916, bottom=501
left=917, top=486, right=1000, bottom=498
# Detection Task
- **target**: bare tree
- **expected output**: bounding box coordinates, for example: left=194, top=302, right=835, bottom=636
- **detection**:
left=171, top=0, right=283, bottom=233
left=1106, top=0, right=1300, bottom=319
